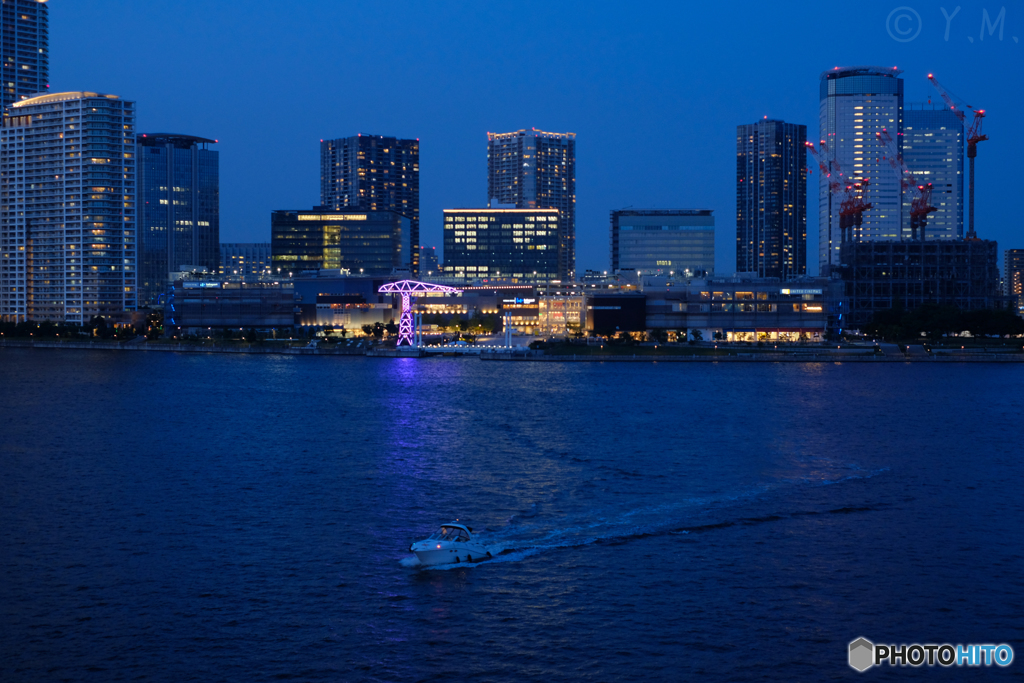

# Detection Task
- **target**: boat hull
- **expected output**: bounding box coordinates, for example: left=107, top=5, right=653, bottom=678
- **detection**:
left=412, top=542, right=490, bottom=566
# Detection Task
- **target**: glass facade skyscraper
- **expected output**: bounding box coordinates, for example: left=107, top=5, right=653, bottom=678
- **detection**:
left=1, top=92, right=136, bottom=323
left=137, top=134, right=219, bottom=305
left=320, top=135, right=419, bottom=273
left=610, top=209, right=715, bottom=277
left=487, top=129, right=575, bottom=280
left=443, top=208, right=560, bottom=282
left=901, top=104, right=963, bottom=241
left=419, top=245, right=439, bottom=275
left=271, top=209, right=411, bottom=276
left=1, top=0, right=48, bottom=109
left=818, top=66, right=903, bottom=272
left=736, top=120, right=807, bottom=280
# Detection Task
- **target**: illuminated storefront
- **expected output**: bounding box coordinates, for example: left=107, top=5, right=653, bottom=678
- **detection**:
left=585, top=277, right=844, bottom=341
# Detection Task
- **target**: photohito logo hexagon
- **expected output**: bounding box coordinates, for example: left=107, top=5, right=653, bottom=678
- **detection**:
left=849, top=638, right=874, bottom=672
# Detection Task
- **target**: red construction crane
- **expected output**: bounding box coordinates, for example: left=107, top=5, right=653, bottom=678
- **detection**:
left=806, top=141, right=872, bottom=243
left=927, top=73, right=987, bottom=238
left=876, top=129, right=937, bottom=241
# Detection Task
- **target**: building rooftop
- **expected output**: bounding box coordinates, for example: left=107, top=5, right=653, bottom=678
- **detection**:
left=487, top=128, right=576, bottom=140
left=904, top=102, right=958, bottom=112
left=611, top=209, right=714, bottom=216
left=819, top=65, right=903, bottom=80
left=445, top=207, right=559, bottom=213
left=12, top=91, right=122, bottom=107
left=137, top=133, right=217, bottom=145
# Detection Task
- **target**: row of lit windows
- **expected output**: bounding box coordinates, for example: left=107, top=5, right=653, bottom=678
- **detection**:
left=446, top=215, right=556, bottom=223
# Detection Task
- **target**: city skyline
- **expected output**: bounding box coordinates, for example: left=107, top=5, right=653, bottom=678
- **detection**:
left=45, top=2, right=1023, bottom=275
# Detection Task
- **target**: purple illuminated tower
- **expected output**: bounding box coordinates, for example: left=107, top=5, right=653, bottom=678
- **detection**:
left=378, top=280, right=462, bottom=346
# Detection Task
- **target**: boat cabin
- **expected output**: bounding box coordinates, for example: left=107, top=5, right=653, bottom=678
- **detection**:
left=428, top=523, right=472, bottom=542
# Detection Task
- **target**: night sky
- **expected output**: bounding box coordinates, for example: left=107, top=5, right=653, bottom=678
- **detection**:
left=51, top=0, right=1023, bottom=275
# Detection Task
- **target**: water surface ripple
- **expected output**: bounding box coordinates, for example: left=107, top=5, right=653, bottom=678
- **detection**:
left=1, top=350, right=1022, bottom=681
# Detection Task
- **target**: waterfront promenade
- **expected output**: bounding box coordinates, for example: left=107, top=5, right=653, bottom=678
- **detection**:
left=0, top=340, right=363, bottom=356
left=2, top=339, right=1022, bottom=362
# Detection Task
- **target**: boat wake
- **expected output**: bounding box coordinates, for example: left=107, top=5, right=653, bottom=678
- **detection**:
left=404, top=466, right=889, bottom=571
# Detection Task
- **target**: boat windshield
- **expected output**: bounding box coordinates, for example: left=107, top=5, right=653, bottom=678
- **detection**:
left=428, top=526, right=468, bottom=541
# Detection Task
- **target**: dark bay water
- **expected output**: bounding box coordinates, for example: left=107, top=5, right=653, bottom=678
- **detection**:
left=1, top=348, right=1022, bottom=681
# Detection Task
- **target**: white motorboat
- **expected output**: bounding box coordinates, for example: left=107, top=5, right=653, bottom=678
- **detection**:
left=410, top=522, right=491, bottom=566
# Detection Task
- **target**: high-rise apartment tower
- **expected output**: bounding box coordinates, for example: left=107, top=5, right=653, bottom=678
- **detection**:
left=1, top=92, right=136, bottom=323
left=487, top=128, right=575, bottom=280
left=1005, top=249, right=1024, bottom=310
left=736, top=119, right=807, bottom=279
left=1, top=0, right=48, bottom=109
left=819, top=66, right=903, bottom=272
left=137, top=134, right=219, bottom=304
left=320, top=135, right=419, bottom=272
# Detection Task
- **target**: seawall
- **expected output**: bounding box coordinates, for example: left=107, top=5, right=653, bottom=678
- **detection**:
left=3, top=340, right=1021, bottom=362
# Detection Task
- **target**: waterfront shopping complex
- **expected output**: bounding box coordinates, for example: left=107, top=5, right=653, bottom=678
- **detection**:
left=166, top=270, right=842, bottom=343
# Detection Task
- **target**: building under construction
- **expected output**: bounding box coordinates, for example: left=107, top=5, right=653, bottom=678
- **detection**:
left=839, top=239, right=1009, bottom=329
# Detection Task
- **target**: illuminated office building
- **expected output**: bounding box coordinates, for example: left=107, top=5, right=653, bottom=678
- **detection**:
left=610, top=209, right=715, bottom=277
left=818, top=66, right=903, bottom=271
left=1, top=0, right=48, bottom=109
left=736, top=120, right=806, bottom=279
left=1, top=91, right=136, bottom=323
left=443, top=208, right=560, bottom=282
left=320, top=135, right=419, bottom=272
left=901, top=104, right=963, bottom=240
left=270, top=209, right=411, bottom=276
left=137, top=134, right=219, bottom=304
left=220, top=242, right=271, bottom=279
left=487, top=128, right=575, bottom=279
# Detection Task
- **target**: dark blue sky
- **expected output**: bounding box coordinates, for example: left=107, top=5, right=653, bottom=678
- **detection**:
left=52, top=0, right=1023, bottom=274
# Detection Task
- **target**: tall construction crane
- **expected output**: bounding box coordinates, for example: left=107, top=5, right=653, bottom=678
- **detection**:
left=876, top=129, right=937, bottom=241
left=927, top=73, right=987, bottom=238
left=806, top=141, right=872, bottom=243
